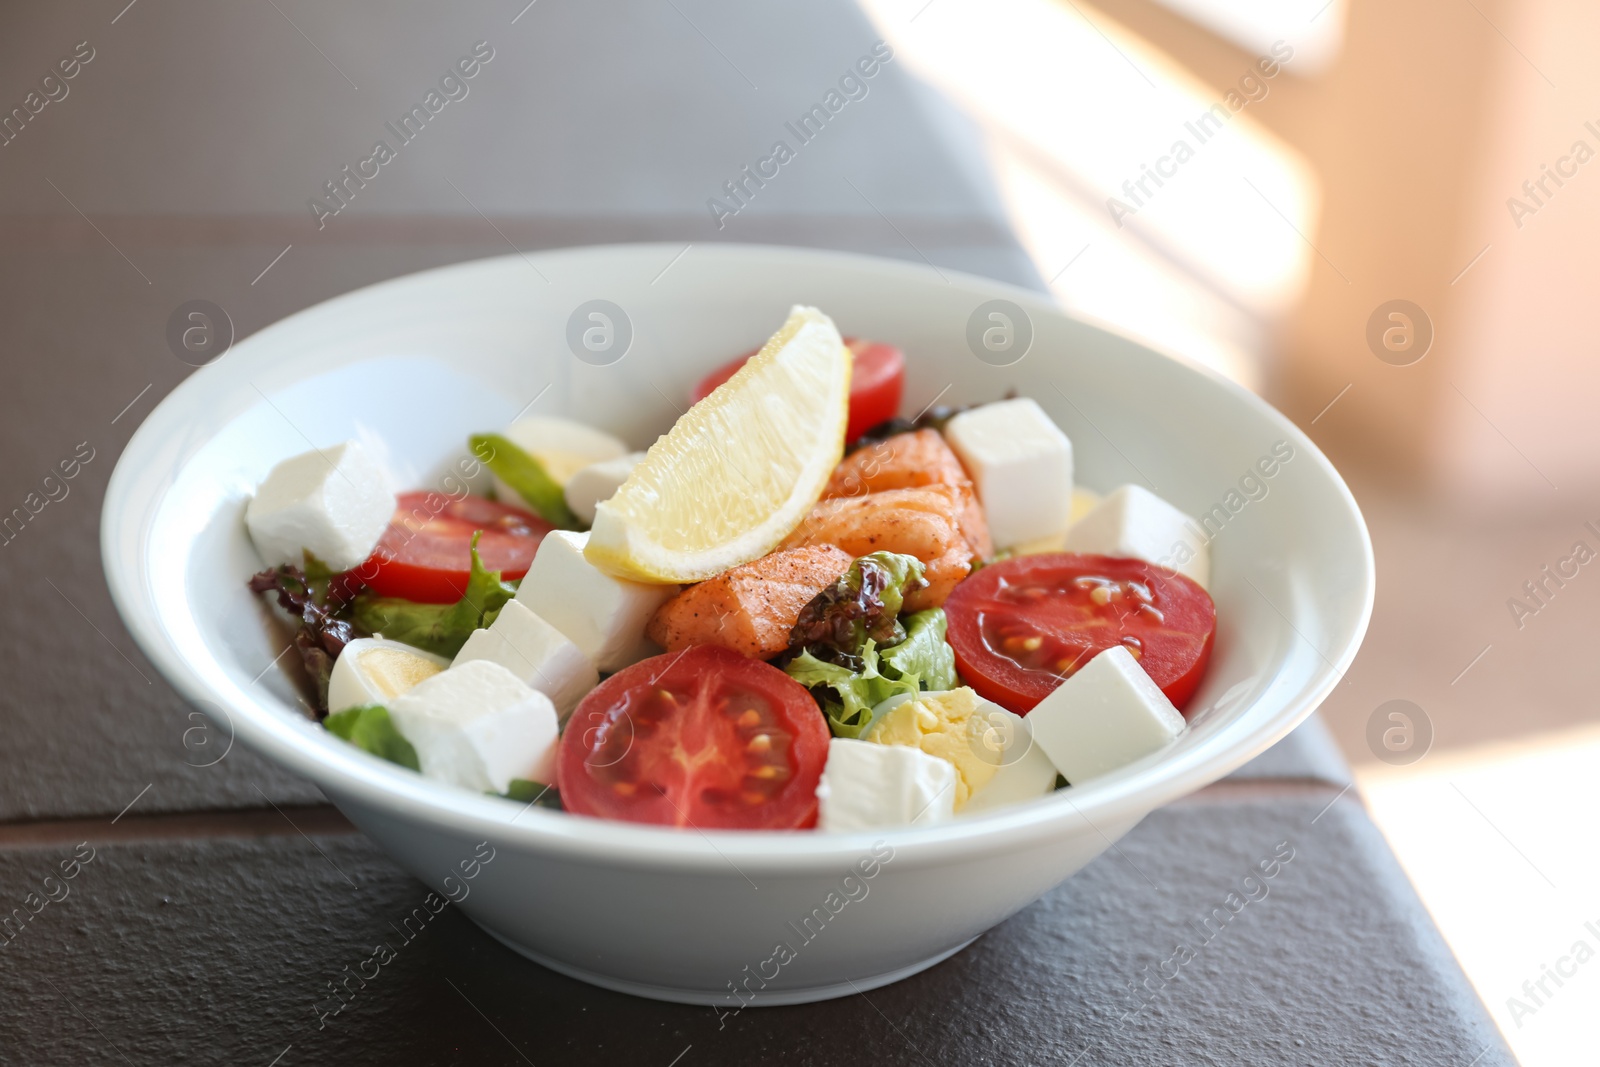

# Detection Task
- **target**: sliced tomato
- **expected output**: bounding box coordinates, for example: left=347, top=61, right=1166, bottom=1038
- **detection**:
left=352, top=491, right=552, bottom=603
left=691, top=337, right=905, bottom=444
left=944, top=553, right=1216, bottom=714
left=559, top=646, right=830, bottom=830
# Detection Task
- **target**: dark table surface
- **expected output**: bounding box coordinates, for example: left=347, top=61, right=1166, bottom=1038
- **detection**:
left=0, top=2, right=1509, bottom=1063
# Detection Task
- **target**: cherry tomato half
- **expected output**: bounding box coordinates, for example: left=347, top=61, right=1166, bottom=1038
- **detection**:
left=352, top=491, right=552, bottom=604
left=944, top=553, right=1216, bottom=714
left=559, top=646, right=830, bottom=830
left=691, top=337, right=905, bottom=444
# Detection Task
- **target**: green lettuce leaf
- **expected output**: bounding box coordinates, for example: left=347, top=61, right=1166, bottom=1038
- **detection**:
left=469, top=432, right=581, bottom=529
left=248, top=559, right=360, bottom=716
left=785, top=607, right=958, bottom=738
left=880, top=609, right=957, bottom=692
left=351, top=532, right=516, bottom=658
left=324, top=704, right=420, bottom=770
left=786, top=641, right=908, bottom=738
left=862, top=551, right=923, bottom=622
left=787, top=551, right=926, bottom=657
left=300, top=550, right=336, bottom=600
left=501, top=778, right=563, bottom=809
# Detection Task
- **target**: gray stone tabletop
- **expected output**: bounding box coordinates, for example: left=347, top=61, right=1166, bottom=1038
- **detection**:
left=0, top=2, right=1508, bottom=1064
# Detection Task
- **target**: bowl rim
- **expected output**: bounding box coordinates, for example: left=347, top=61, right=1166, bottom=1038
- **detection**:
left=101, top=241, right=1374, bottom=873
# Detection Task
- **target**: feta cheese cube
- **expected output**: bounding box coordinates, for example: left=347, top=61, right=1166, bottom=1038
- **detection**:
left=944, top=398, right=1073, bottom=549
left=515, top=530, right=676, bottom=672
left=1062, top=486, right=1209, bottom=588
left=493, top=416, right=628, bottom=508
left=453, top=600, right=598, bottom=719
left=389, top=660, right=559, bottom=793
left=327, top=637, right=449, bottom=713
left=1027, top=646, right=1186, bottom=784
left=563, top=452, right=645, bottom=526
left=245, top=440, right=395, bottom=571
left=960, top=706, right=1060, bottom=814
left=1064, top=484, right=1210, bottom=589
left=816, top=738, right=957, bottom=832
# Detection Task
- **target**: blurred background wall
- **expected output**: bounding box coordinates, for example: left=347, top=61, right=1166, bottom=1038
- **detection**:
left=857, top=1, right=1600, bottom=1061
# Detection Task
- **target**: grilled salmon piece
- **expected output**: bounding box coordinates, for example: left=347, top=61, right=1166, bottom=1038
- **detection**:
left=824, top=430, right=993, bottom=559
left=826, top=429, right=967, bottom=497
left=647, top=545, right=853, bottom=659
left=907, top=544, right=975, bottom=613
left=783, top=485, right=965, bottom=560
left=780, top=485, right=978, bottom=609
left=953, top=488, right=992, bottom=561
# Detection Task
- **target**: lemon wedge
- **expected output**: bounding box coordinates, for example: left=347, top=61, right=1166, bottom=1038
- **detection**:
left=585, top=305, right=852, bottom=582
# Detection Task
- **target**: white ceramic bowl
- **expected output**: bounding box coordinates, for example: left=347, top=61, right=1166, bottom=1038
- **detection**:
left=102, top=243, right=1372, bottom=1006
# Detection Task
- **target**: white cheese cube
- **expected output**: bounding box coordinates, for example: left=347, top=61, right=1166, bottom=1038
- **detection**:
left=453, top=600, right=597, bottom=719
left=1065, top=484, right=1210, bottom=589
left=1007, top=488, right=1101, bottom=556
left=515, top=530, right=676, bottom=672
left=816, top=738, right=957, bottom=832
left=493, top=416, right=628, bottom=507
left=1027, top=646, right=1186, bottom=784
left=960, top=704, right=1060, bottom=814
left=327, top=637, right=449, bottom=713
left=564, top=452, right=645, bottom=526
left=245, top=441, right=395, bottom=571
left=944, top=398, right=1073, bottom=549
left=389, top=660, right=559, bottom=793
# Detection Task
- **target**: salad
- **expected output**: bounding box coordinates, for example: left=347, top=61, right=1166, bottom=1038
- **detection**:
left=245, top=306, right=1217, bottom=832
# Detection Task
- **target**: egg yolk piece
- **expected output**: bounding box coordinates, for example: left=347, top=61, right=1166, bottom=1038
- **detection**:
left=867, top=687, right=1002, bottom=809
